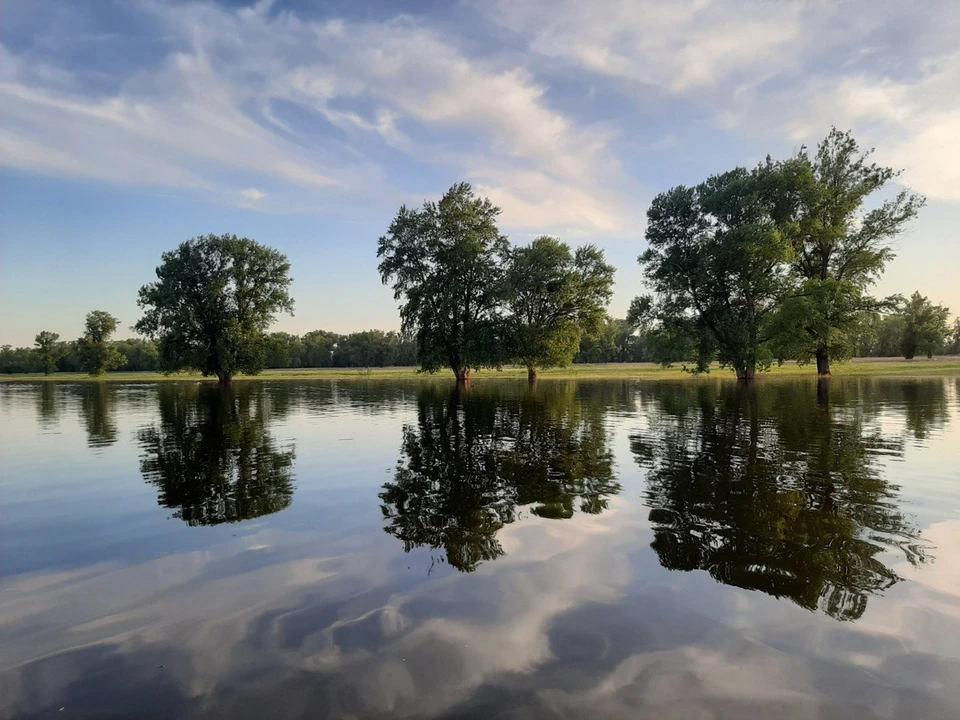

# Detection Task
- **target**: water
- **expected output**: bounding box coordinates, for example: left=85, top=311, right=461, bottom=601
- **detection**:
left=1, top=377, right=958, bottom=719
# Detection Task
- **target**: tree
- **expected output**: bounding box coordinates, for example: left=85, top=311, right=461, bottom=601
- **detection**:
left=302, top=330, right=339, bottom=367
left=899, top=292, right=950, bottom=359
left=136, top=234, right=294, bottom=384
left=779, top=128, right=925, bottom=375
left=948, top=318, right=960, bottom=355
left=264, top=332, right=303, bottom=369
left=77, top=311, right=126, bottom=376
left=377, top=183, right=509, bottom=382
left=333, top=329, right=395, bottom=368
left=34, top=331, right=65, bottom=375
left=635, top=161, right=797, bottom=380
left=505, top=237, right=615, bottom=382
left=0, top=344, right=38, bottom=373
left=113, top=338, right=160, bottom=371
left=575, top=315, right=648, bottom=363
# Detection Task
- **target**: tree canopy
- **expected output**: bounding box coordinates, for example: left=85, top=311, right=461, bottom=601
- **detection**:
left=34, top=331, right=64, bottom=376
left=77, top=311, right=126, bottom=376
left=899, top=292, right=951, bottom=359
left=378, top=183, right=508, bottom=381
left=636, top=161, right=797, bottom=380
left=135, top=234, right=294, bottom=384
left=505, top=237, right=615, bottom=382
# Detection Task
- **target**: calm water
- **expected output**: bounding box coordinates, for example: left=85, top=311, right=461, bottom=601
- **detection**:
left=1, top=377, right=959, bottom=719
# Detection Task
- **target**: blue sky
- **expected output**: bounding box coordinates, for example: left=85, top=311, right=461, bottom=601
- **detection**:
left=1, top=0, right=958, bottom=346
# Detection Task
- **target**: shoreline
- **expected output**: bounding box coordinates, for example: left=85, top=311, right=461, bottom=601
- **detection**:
left=2, top=357, right=959, bottom=383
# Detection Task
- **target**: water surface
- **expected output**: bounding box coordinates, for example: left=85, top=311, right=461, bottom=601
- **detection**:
left=1, top=377, right=959, bottom=718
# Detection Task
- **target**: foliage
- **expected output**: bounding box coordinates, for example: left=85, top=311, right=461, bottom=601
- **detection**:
left=77, top=311, right=126, bottom=376
left=302, top=330, right=339, bottom=367
left=505, top=236, right=615, bottom=379
left=264, top=332, right=304, bottom=369
left=378, top=182, right=509, bottom=381
left=0, top=344, right=39, bottom=373
left=635, top=161, right=798, bottom=379
left=948, top=319, right=960, bottom=355
left=34, top=331, right=65, bottom=375
left=333, top=330, right=398, bottom=368
left=899, top=292, right=951, bottom=359
left=136, top=234, right=294, bottom=383
left=776, top=128, right=925, bottom=373
left=112, top=338, right=160, bottom=371
left=575, top=315, right=649, bottom=363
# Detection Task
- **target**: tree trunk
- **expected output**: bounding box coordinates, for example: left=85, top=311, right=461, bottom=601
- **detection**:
left=735, top=363, right=756, bottom=382
left=453, top=367, right=470, bottom=384
left=815, top=344, right=831, bottom=376
left=218, top=371, right=233, bottom=387
left=527, top=367, right=538, bottom=385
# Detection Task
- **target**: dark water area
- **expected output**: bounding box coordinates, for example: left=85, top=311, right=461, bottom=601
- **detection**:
left=1, top=377, right=958, bottom=719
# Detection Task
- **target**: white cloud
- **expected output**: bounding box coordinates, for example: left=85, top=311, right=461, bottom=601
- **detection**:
left=240, top=187, right=266, bottom=201
left=0, top=1, right=633, bottom=235
left=482, top=0, right=960, bottom=203
left=484, top=0, right=809, bottom=93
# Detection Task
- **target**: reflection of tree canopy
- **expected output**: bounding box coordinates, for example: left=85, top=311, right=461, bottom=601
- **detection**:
left=632, top=380, right=928, bottom=621
left=380, top=383, right=620, bottom=571
left=36, top=383, right=60, bottom=429
left=78, top=383, right=117, bottom=448
left=139, top=384, right=296, bottom=526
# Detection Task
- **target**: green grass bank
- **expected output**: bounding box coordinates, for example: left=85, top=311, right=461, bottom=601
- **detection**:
left=2, top=357, right=959, bottom=383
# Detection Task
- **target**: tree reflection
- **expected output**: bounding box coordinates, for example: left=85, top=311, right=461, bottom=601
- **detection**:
left=632, top=381, right=926, bottom=621
left=36, top=383, right=60, bottom=429
left=78, top=383, right=118, bottom=448
left=380, top=383, right=620, bottom=571
left=139, top=384, right=296, bottom=526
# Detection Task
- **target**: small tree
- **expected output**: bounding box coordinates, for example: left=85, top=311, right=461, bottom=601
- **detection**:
left=636, top=161, right=797, bottom=380
left=77, top=311, right=126, bottom=376
left=34, top=331, right=65, bottom=375
left=136, top=234, right=294, bottom=384
left=506, top=237, right=615, bottom=382
left=899, top=292, right=950, bottom=359
left=378, top=183, right=509, bottom=382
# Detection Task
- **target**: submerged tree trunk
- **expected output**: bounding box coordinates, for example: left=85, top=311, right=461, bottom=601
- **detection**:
left=218, top=371, right=233, bottom=387
left=735, top=363, right=756, bottom=382
left=453, top=366, right=471, bottom=384
left=817, top=376, right=830, bottom=406
left=816, top=344, right=831, bottom=376
left=527, top=367, right=538, bottom=385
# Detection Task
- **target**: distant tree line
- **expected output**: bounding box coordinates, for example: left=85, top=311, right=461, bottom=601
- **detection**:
left=1, top=327, right=420, bottom=374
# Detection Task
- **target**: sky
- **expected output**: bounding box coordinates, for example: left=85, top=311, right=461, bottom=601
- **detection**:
left=1, top=0, right=959, bottom=346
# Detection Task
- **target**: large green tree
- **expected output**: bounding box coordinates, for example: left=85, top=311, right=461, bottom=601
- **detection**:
left=635, top=161, right=797, bottom=380
left=506, top=237, right=615, bottom=382
left=899, top=292, right=951, bottom=359
left=778, top=128, right=925, bottom=375
left=34, top=331, right=65, bottom=375
left=136, top=234, right=294, bottom=384
left=77, top=311, right=126, bottom=376
left=377, top=183, right=509, bottom=382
